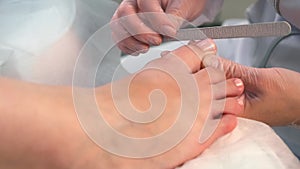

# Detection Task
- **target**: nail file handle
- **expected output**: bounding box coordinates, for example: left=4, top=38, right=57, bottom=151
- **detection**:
left=171, top=21, right=291, bottom=41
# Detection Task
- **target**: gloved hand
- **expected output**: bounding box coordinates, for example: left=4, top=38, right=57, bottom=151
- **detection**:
left=110, top=0, right=207, bottom=55
left=165, top=39, right=300, bottom=126
left=206, top=57, right=300, bottom=126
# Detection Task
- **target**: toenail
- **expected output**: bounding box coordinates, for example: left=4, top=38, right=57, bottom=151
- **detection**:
left=195, top=39, right=217, bottom=53
left=234, top=79, right=244, bottom=88
left=237, top=95, right=245, bottom=106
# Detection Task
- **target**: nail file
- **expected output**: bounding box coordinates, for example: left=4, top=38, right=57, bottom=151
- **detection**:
left=168, top=21, right=291, bottom=41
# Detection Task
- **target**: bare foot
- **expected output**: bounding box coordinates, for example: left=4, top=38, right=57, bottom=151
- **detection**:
left=84, top=43, right=244, bottom=168
left=0, top=43, right=244, bottom=169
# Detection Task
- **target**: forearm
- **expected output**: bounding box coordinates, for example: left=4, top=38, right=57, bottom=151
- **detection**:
left=0, top=78, right=99, bottom=169
left=0, top=77, right=159, bottom=169
left=0, top=78, right=48, bottom=168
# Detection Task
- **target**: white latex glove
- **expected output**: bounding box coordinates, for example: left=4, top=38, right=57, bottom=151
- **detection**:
left=204, top=55, right=300, bottom=126
left=110, top=0, right=208, bottom=55
left=173, top=39, right=300, bottom=126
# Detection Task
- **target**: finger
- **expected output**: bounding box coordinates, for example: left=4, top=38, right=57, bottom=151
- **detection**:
left=119, top=44, right=138, bottom=56
left=111, top=1, right=137, bottom=41
left=165, top=2, right=188, bottom=30
left=117, top=2, right=162, bottom=45
left=113, top=34, right=149, bottom=54
left=212, top=78, right=244, bottom=100
left=112, top=33, right=143, bottom=56
left=111, top=21, right=150, bottom=56
left=112, top=1, right=162, bottom=47
left=137, top=0, right=177, bottom=37
left=120, top=15, right=162, bottom=46
left=111, top=33, right=137, bottom=56
left=111, top=15, right=141, bottom=55
left=120, top=45, right=149, bottom=56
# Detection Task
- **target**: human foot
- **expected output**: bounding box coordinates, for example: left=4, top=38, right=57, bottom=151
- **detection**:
left=83, top=43, right=244, bottom=168
left=0, top=41, right=244, bottom=169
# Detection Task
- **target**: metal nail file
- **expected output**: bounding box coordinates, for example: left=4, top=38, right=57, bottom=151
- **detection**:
left=168, top=21, right=291, bottom=41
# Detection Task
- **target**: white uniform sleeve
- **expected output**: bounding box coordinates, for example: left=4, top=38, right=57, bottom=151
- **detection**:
left=191, top=0, right=224, bottom=26
left=277, top=0, right=300, bottom=29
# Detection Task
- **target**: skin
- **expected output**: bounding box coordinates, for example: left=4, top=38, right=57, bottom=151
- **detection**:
left=0, top=44, right=244, bottom=169
left=111, top=0, right=300, bottom=126
left=175, top=39, right=300, bottom=126
left=110, top=0, right=208, bottom=55
left=208, top=56, right=300, bottom=126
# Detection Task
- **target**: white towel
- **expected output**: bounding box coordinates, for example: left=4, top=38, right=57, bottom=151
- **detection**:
left=178, top=118, right=300, bottom=169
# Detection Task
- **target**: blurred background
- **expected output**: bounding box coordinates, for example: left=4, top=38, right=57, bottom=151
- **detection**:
left=218, top=0, right=256, bottom=21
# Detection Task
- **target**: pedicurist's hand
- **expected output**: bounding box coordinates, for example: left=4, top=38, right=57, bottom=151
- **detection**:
left=176, top=39, right=300, bottom=126
left=110, top=0, right=207, bottom=55
left=207, top=57, right=300, bottom=126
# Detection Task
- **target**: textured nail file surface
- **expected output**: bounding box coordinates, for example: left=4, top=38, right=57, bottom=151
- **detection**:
left=173, top=21, right=291, bottom=41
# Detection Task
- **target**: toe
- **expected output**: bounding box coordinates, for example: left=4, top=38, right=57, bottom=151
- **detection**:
left=211, top=95, right=245, bottom=119
left=200, top=114, right=237, bottom=146
left=212, top=78, right=244, bottom=99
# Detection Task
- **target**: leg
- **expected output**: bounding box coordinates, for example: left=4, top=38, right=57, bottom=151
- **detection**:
left=0, top=44, right=244, bottom=169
